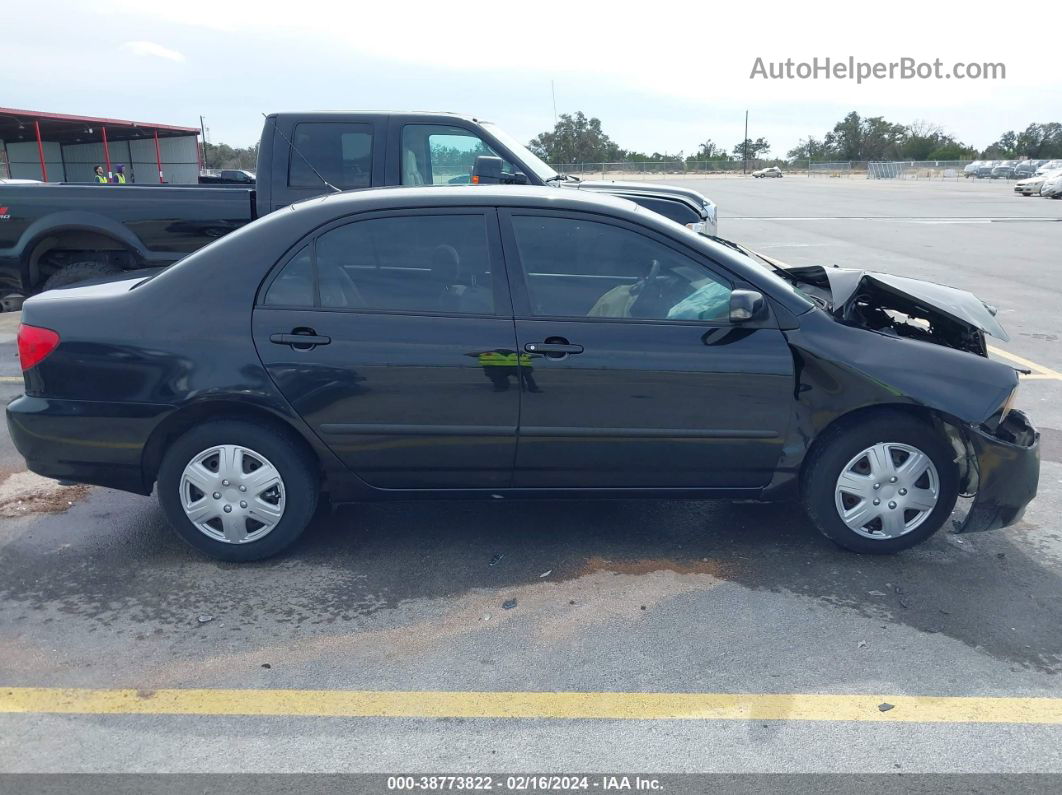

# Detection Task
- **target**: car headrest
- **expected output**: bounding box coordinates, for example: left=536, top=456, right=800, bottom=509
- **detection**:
left=430, top=244, right=461, bottom=284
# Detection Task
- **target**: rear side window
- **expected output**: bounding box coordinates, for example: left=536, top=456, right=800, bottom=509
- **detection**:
left=263, top=246, right=314, bottom=306
left=264, top=215, right=496, bottom=315
left=287, top=122, right=372, bottom=189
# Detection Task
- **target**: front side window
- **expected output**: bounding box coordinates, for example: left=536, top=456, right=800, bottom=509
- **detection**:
left=401, top=125, right=513, bottom=186
left=288, top=122, right=372, bottom=189
left=314, top=214, right=494, bottom=314
left=511, top=215, right=732, bottom=322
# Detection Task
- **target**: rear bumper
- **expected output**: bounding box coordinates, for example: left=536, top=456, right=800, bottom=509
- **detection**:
left=6, top=394, right=169, bottom=495
left=957, top=410, right=1040, bottom=533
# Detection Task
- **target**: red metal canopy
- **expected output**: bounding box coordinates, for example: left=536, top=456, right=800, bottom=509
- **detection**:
left=0, top=106, right=199, bottom=183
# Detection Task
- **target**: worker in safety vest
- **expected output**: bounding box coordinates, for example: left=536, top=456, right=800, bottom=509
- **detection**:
left=112, top=164, right=128, bottom=184
left=93, top=166, right=108, bottom=184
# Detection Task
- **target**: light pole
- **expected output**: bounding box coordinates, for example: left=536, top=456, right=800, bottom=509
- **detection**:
left=743, top=109, right=749, bottom=174
left=200, top=116, right=208, bottom=170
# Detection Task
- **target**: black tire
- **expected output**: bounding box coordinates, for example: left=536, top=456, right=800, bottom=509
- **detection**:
left=42, top=261, right=121, bottom=291
left=157, top=420, right=319, bottom=562
left=801, top=411, right=958, bottom=554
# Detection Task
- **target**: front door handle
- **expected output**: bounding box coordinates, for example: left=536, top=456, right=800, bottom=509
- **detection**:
left=524, top=342, right=583, bottom=355
left=270, top=328, right=331, bottom=349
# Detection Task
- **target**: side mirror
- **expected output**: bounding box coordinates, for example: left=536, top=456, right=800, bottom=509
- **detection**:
left=472, top=156, right=505, bottom=184
left=510, top=172, right=529, bottom=185
left=729, top=289, right=767, bottom=324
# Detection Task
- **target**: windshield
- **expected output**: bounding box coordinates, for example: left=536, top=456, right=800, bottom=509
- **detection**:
left=703, top=234, right=819, bottom=309
left=481, top=122, right=559, bottom=182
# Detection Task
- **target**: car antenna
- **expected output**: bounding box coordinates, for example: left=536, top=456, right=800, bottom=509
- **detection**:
left=263, top=113, right=341, bottom=194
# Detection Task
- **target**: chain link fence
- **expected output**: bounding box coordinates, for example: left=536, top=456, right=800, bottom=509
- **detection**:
left=550, top=160, right=977, bottom=180
left=550, top=160, right=774, bottom=180
left=867, top=160, right=973, bottom=179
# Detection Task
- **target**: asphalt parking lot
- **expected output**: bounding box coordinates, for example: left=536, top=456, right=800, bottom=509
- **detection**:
left=1, top=178, right=1060, bottom=777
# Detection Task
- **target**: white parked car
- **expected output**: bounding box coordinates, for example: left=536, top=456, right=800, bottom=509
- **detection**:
left=752, top=166, right=783, bottom=178
left=1040, top=172, right=1062, bottom=198
left=1014, top=169, right=1062, bottom=196
left=1035, top=160, right=1062, bottom=176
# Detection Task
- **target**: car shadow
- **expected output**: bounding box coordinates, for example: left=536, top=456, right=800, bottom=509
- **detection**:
left=0, top=490, right=1058, bottom=674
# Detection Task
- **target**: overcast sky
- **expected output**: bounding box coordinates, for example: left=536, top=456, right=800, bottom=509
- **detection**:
left=7, top=1, right=1061, bottom=158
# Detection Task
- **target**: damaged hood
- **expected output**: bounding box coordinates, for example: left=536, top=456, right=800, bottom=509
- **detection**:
left=782, top=265, right=1009, bottom=342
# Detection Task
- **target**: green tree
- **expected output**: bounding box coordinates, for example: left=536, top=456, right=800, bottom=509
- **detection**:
left=692, top=139, right=727, bottom=160
left=732, top=137, right=771, bottom=159
left=528, top=112, right=624, bottom=164
left=787, top=136, right=833, bottom=162
left=822, top=112, right=906, bottom=160
left=203, top=141, right=259, bottom=170
left=987, top=123, right=1062, bottom=159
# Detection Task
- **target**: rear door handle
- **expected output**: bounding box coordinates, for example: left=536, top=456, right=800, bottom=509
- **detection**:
left=524, top=342, right=583, bottom=355
left=270, top=332, right=331, bottom=347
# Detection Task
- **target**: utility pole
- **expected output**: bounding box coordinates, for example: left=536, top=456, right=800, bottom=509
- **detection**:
left=743, top=109, right=749, bottom=174
left=551, top=81, right=558, bottom=125
left=200, top=116, right=208, bottom=170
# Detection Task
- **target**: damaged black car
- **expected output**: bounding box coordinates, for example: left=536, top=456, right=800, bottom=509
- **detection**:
left=6, top=187, right=1040, bottom=561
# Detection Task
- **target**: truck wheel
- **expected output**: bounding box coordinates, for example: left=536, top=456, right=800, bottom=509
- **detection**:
left=157, top=420, right=319, bottom=562
left=42, top=261, right=122, bottom=291
left=801, top=412, right=959, bottom=554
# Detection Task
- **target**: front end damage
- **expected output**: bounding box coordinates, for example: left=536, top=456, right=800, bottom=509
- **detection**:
left=780, top=264, right=1008, bottom=357
left=947, top=409, right=1040, bottom=533
left=759, top=257, right=1040, bottom=533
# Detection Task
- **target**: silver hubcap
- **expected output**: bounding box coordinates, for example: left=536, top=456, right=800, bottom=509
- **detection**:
left=179, top=445, right=285, bottom=544
left=834, top=442, right=939, bottom=540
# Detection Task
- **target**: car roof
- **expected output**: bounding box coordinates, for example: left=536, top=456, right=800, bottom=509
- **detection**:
left=289, top=184, right=642, bottom=218
left=268, top=110, right=482, bottom=123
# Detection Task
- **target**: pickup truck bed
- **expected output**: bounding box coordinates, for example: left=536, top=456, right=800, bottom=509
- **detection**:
left=0, top=183, right=256, bottom=298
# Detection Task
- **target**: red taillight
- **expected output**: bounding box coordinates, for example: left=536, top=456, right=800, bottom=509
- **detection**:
left=17, top=324, right=60, bottom=371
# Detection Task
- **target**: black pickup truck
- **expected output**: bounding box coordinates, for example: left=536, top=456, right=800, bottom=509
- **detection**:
left=0, top=111, right=715, bottom=305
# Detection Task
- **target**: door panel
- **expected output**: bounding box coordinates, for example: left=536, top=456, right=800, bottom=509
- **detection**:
left=254, top=309, right=519, bottom=489
left=513, top=319, right=794, bottom=488
left=502, top=211, right=795, bottom=489
left=251, top=209, right=518, bottom=490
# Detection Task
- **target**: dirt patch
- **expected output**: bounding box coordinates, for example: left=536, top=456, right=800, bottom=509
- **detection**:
left=0, top=471, right=89, bottom=518
left=576, top=555, right=733, bottom=578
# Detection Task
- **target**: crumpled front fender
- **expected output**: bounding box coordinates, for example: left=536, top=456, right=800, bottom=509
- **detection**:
left=957, top=410, right=1040, bottom=533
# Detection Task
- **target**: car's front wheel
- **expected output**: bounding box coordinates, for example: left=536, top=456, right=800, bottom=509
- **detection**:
left=157, top=420, right=319, bottom=561
left=801, top=412, right=959, bottom=554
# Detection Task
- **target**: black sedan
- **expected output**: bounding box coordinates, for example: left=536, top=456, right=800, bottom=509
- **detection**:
left=7, top=187, right=1039, bottom=561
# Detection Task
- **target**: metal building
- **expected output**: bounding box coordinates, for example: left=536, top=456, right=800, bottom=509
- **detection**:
left=0, top=107, right=200, bottom=184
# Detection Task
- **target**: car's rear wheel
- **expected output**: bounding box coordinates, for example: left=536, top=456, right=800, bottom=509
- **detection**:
left=801, top=412, right=958, bottom=554
left=157, top=420, right=318, bottom=561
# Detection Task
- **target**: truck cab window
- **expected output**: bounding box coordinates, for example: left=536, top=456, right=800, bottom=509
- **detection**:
left=401, top=125, right=515, bottom=186
left=288, top=123, right=372, bottom=189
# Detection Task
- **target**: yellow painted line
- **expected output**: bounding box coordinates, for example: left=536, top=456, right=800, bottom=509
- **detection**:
left=2, top=687, right=1062, bottom=724
left=988, top=346, right=1062, bottom=381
